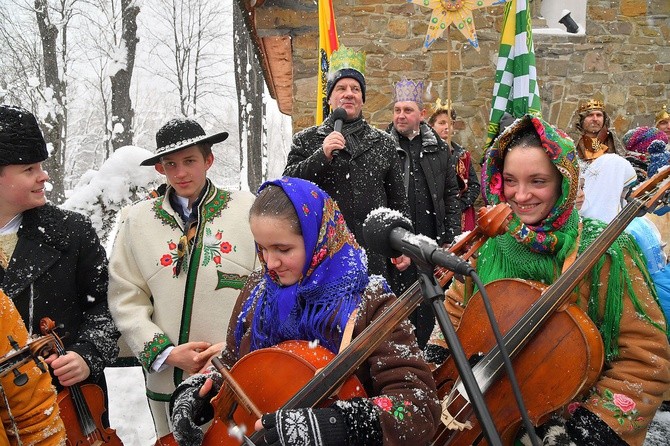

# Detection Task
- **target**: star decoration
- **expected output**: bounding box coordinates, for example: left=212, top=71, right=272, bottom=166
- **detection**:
left=410, top=0, right=509, bottom=51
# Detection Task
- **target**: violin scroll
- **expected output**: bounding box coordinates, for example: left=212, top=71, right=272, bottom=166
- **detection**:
left=477, top=203, right=513, bottom=238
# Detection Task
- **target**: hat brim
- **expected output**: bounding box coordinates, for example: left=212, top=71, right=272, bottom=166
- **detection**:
left=140, top=131, right=228, bottom=166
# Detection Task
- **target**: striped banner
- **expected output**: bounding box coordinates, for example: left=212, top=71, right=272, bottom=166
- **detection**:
left=484, top=0, right=541, bottom=149
left=316, top=0, right=340, bottom=124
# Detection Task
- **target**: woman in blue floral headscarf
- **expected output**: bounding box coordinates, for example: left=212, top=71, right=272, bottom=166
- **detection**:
left=444, top=115, right=670, bottom=446
left=169, top=177, right=440, bottom=446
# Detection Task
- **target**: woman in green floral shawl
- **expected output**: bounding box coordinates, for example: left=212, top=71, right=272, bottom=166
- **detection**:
left=444, top=115, right=670, bottom=446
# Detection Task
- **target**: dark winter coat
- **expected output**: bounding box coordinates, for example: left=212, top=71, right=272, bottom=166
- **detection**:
left=0, top=204, right=119, bottom=385
left=388, top=122, right=462, bottom=246
left=385, top=123, right=462, bottom=347
left=451, top=141, right=481, bottom=213
left=284, top=116, right=409, bottom=278
left=221, top=272, right=441, bottom=446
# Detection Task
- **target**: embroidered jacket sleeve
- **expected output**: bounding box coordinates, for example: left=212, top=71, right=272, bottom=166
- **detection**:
left=575, top=253, right=670, bottom=446
left=346, top=279, right=440, bottom=446
left=108, top=208, right=173, bottom=372
left=283, top=127, right=331, bottom=181
left=70, top=214, right=120, bottom=380
left=0, top=291, right=66, bottom=445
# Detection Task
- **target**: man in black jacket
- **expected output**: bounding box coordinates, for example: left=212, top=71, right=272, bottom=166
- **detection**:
left=386, top=79, right=462, bottom=348
left=284, top=47, right=411, bottom=282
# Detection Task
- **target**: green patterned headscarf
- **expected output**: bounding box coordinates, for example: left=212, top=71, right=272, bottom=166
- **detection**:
left=478, top=115, right=664, bottom=360
left=478, top=115, right=580, bottom=286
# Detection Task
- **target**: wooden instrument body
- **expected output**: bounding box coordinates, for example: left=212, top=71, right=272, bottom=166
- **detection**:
left=39, top=318, right=123, bottom=446
left=57, top=383, right=123, bottom=446
left=155, top=340, right=366, bottom=446
left=432, top=279, right=604, bottom=445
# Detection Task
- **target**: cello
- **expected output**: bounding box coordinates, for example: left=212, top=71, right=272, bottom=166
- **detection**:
left=40, top=318, right=124, bottom=446
left=430, top=164, right=670, bottom=444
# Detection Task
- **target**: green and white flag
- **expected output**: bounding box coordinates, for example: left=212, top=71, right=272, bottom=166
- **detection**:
left=485, top=0, right=541, bottom=149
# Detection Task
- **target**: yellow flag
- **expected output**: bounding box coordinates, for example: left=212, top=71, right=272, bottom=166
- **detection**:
left=316, top=0, right=339, bottom=124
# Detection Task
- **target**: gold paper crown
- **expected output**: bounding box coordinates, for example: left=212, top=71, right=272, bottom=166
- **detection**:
left=578, top=99, right=605, bottom=114
left=656, top=105, right=670, bottom=125
left=433, top=98, right=453, bottom=113
left=329, top=46, right=366, bottom=76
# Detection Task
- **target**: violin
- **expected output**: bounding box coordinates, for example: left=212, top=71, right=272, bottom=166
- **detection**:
left=154, top=340, right=366, bottom=446
left=430, top=165, right=670, bottom=444
left=40, top=318, right=124, bottom=446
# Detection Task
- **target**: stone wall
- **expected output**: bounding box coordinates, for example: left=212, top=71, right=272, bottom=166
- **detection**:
left=255, top=0, right=669, bottom=162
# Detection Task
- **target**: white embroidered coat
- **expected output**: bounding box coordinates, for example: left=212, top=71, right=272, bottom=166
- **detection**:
left=108, top=182, right=257, bottom=402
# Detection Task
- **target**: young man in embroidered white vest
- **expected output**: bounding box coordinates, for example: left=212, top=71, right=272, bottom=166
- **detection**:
left=108, top=118, right=257, bottom=437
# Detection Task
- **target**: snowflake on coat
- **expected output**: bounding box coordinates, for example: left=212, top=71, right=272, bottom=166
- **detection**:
left=201, top=228, right=235, bottom=266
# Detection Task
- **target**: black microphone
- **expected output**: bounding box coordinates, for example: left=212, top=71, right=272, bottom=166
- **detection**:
left=330, top=107, right=348, bottom=158
left=363, top=208, right=474, bottom=276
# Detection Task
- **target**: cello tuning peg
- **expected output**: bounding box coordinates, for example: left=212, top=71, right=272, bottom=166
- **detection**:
left=7, top=336, right=20, bottom=351
left=34, top=357, right=47, bottom=373
left=12, top=368, right=28, bottom=387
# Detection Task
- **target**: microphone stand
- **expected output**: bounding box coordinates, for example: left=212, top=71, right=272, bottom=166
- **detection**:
left=415, top=265, right=502, bottom=446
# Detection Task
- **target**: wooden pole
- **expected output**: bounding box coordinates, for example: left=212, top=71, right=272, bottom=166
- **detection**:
left=446, top=27, right=453, bottom=148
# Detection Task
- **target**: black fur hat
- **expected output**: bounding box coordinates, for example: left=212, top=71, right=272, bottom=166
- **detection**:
left=141, top=118, right=228, bottom=166
left=0, top=105, right=48, bottom=166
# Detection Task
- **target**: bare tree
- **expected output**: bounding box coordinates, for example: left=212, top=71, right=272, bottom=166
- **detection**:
left=34, top=0, right=74, bottom=203
left=232, top=1, right=265, bottom=192
left=110, top=0, right=139, bottom=150
left=145, top=0, right=232, bottom=117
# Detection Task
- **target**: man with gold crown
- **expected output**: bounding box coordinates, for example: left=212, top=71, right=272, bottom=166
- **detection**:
left=574, top=99, right=636, bottom=224
left=385, top=78, right=461, bottom=349
left=574, top=98, right=626, bottom=159
left=656, top=104, right=670, bottom=140
left=284, top=46, right=411, bottom=283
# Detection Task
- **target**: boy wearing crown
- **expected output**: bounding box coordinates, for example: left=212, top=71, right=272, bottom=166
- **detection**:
left=107, top=118, right=257, bottom=436
left=384, top=79, right=461, bottom=348
left=574, top=99, right=636, bottom=224
left=284, top=46, right=410, bottom=283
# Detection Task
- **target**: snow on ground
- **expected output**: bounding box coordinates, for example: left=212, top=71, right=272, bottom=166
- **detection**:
left=106, top=367, right=156, bottom=446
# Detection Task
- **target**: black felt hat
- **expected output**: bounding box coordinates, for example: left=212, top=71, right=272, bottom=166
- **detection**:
left=141, top=118, right=228, bottom=166
left=0, top=105, right=48, bottom=166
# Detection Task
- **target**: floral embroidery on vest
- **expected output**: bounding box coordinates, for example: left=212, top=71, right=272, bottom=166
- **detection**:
left=588, top=388, right=644, bottom=430
left=140, top=333, right=172, bottom=370
left=157, top=240, right=180, bottom=277
left=372, top=396, right=413, bottom=421
left=202, top=228, right=236, bottom=267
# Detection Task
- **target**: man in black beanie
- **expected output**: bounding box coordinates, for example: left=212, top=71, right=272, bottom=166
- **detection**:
left=284, top=46, right=411, bottom=285
left=0, top=104, right=120, bottom=428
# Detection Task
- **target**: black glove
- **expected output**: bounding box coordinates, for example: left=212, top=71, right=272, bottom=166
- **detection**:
left=170, top=372, right=222, bottom=446
left=518, top=407, right=627, bottom=446
left=261, top=407, right=347, bottom=446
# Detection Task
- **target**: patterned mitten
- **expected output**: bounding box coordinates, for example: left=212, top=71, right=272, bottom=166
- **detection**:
left=261, top=407, right=347, bottom=446
left=170, top=371, right=223, bottom=446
